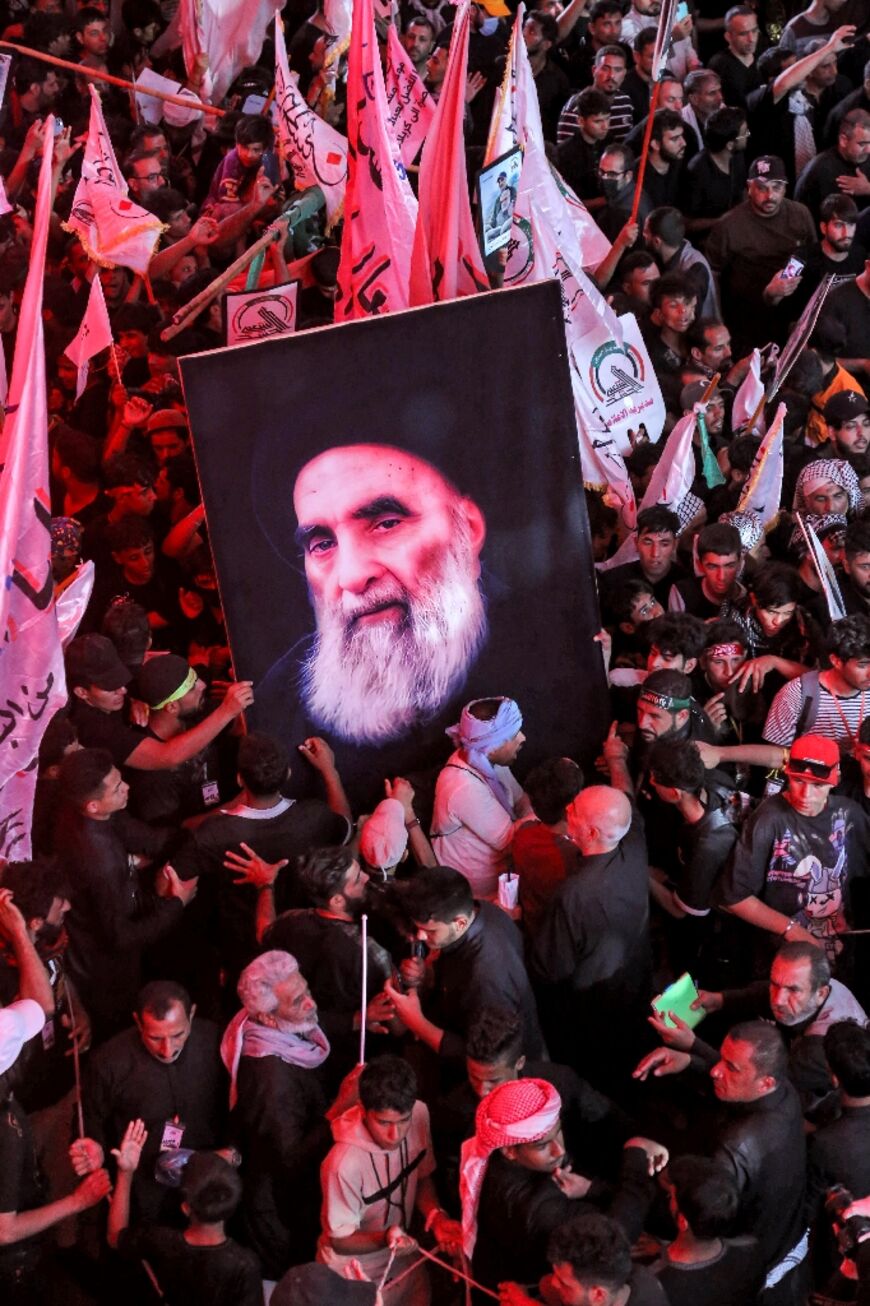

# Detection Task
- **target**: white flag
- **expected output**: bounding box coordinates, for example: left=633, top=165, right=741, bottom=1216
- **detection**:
left=179, top=0, right=283, bottom=102
left=0, top=122, right=71, bottom=859
left=731, top=348, right=766, bottom=434
left=274, top=16, right=348, bottom=228
left=65, top=275, right=114, bottom=400
left=384, top=23, right=436, bottom=168
left=600, top=409, right=698, bottom=570
left=796, top=514, right=847, bottom=622
left=64, top=87, right=165, bottom=273
left=736, top=401, right=786, bottom=532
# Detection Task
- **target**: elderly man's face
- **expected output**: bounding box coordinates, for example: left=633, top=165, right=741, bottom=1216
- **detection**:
left=293, top=444, right=487, bottom=743
left=273, top=972, right=319, bottom=1030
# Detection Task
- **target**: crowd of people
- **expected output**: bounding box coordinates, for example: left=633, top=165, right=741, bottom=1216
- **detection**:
left=3, top=0, right=870, bottom=1303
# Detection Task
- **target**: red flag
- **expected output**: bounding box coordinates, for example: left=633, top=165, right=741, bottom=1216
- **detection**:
left=336, top=0, right=418, bottom=319
left=409, top=0, right=488, bottom=305
left=384, top=24, right=436, bottom=168
left=65, top=275, right=114, bottom=399
left=0, top=123, right=73, bottom=858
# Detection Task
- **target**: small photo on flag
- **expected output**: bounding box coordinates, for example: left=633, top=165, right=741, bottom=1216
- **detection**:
left=477, top=147, right=522, bottom=258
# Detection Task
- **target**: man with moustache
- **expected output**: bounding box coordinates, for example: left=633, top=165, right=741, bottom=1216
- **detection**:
left=289, top=443, right=487, bottom=748
left=262, top=847, right=394, bottom=1080
left=706, top=155, right=817, bottom=354
left=74, top=981, right=227, bottom=1222
left=634, top=1021, right=809, bottom=1305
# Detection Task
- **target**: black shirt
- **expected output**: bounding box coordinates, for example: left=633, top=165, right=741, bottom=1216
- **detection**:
left=83, top=1021, right=227, bottom=1221
left=708, top=49, right=760, bottom=108
left=685, top=150, right=747, bottom=224
left=69, top=698, right=147, bottom=769
left=821, top=278, right=870, bottom=362
left=116, top=1225, right=262, bottom=1306
left=428, top=901, right=546, bottom=1062
left=652, top=1236, right=764, bottom=1306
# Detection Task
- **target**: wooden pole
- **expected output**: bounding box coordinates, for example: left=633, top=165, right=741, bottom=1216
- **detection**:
left=629, top=78, right=662, bottom=225
left=161, top=213, right=293, bottom=338
left=700, top=371, right=722, bottom=404
left=0, top=40, right=226, bottom=116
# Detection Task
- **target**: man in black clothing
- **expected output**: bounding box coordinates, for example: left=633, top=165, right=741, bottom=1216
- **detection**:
left=595, top=143, right=651, bottom=241
left=635, top=1020, right=809, bottom=1304
left=65, top=633, right=254, bottom=778
left=709, top=4, right=762, bottom=108
left=599, top=507, right=687, bottom=614
left=642, top=110, right=687, bottom=211
left=807, top=1021, right=870, bottom=1212
left=820, top=253, right=870, bottom=382
left=384, top=866, right=546, bottom=1067
left=556, top=87, right=611, bottom=201
left=261, top=846, right=394, bottom=1081
left=841, top=518, right=870, bottom=618
left=73, top=981, right=227, bottom=1222
left=684, top=106, right=750, bottom=236
left=54, top=748, right=196, bottom=1042
left=531, top=786, right=652, bottom=1086
left=795, top=108, right=870, bottom=223
left=172, top=731, right=350, bottom=988
left=435, top=1006, right=636, bottom=1202
left=463, top=1076, right=664, bottom=1294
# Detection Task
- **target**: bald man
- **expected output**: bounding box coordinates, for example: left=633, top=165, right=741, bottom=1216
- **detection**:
left=530, top=786, right=653, bottom=1089
left=292, top=443, right=488, bottom=745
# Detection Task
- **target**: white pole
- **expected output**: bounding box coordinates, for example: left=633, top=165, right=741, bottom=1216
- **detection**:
left=359, top=913, right=369, bottom=1066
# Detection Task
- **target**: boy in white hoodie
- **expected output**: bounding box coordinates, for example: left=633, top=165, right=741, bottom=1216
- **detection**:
left=317, top=1056, right=461, bottom=1304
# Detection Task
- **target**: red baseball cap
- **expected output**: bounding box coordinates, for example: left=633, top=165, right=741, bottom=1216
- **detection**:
left=785, top=734, right=839, bottom=784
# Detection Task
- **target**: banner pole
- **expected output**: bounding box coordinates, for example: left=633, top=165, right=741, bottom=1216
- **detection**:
left=0, top=40, right=226, bottom=116
left=629, top=78, right=662, bottom=225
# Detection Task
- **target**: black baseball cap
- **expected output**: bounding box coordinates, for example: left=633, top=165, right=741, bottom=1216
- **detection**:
left=66, top=635, right=132, bottom=691
left=824, top=391, right=869, bottom=427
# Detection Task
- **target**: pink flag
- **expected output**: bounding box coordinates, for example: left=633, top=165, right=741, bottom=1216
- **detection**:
left=409, top=0, right=489, bottom=305
left=274, top=16, right=348, bottom=229
left=65, top=274, right=114, bottom=399
left=336, top=0, right=418, bottom=319
left=385, top=24, right=436, bottom=168
left=0, top=122, right=73, bottom=859
left=64, top=86, right=164, bottom=273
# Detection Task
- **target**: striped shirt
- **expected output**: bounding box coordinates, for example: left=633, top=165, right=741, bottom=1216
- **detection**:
left=557, top=91, right=634, bottom=147
left=763, top=675, right=870, bottom=750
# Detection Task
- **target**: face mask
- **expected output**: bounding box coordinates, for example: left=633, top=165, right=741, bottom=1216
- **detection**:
left=479, top=16, right=499, bottom=34
left=601, top=178, right=623, bottom=201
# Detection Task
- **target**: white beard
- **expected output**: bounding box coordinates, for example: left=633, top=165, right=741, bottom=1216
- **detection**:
left=300, top=524, right=487, bottom=744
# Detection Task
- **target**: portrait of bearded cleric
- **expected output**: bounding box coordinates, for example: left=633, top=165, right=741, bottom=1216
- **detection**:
left=292, top=444, right=487, bottom=744
left=180, top=282, right=609, bottom=808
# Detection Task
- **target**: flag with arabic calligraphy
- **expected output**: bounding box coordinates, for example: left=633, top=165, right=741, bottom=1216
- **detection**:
left=0, top=123, right=75, bottom=859
left=274, top=16, right=348, bottom=228
left=384, top=23, right=436, bottom=168
left=64, top=86, right=164, bottom=273
left=65, top=268, right=114, bottom=399
left=409, top=0, right=488, bottom=305
left=485, top=10, right=610, bottom=270
left=336, top=0, right=417, bottom=319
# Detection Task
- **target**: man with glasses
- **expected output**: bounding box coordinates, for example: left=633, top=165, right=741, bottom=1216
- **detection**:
left=710, top=4, right=762, bottom=108
left=595, top=143, right=651, bottom=241
left=124, top=149, right=167, bottom=208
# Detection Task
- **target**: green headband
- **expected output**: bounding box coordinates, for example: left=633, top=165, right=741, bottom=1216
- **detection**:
left=151, top=666, right=197, bottom=710
left=639, top=689, right=692, bottom=712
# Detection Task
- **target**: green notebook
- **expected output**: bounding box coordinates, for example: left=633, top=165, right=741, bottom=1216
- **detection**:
left=651, top=972, right=704, bottom=1030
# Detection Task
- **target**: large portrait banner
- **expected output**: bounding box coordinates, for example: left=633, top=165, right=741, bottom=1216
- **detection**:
left=180, top=280, right=608, bottom=808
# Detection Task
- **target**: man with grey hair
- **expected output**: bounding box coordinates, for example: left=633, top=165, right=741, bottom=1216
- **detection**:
left=220, top=951, right=333, bottom=1279
left=530, top=787, right=653, bottom=1091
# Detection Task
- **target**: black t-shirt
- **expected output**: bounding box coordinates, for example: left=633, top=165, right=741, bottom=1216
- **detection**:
left=652, top=1236, right=764, bottom=1306
left=172, top=798, right=350, bottom=977
left=0, top=1090, right=44, bottom=1217
left=821, top=279, right=870, bottom=361
left=69, top=698, right=147, bottom=769
left=685, top=150, right=747, bottom=223
left=116, top=1225, right=262, bottom=1306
